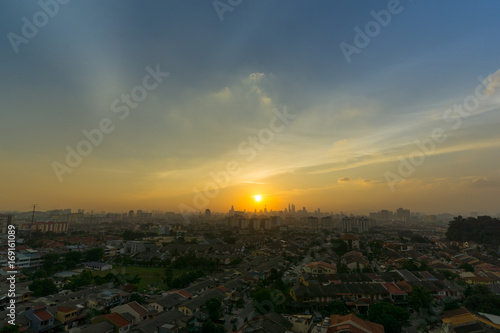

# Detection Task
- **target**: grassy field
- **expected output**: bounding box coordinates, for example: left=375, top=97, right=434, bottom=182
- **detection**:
left=93, top=266, right=188, bottom=291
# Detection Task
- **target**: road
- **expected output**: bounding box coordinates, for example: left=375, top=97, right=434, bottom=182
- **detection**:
left=224, top=302, right=254, bottom=332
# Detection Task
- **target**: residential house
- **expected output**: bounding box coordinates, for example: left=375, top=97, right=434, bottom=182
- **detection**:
left=55, top=306, right=86, bottom=330
left=111, top=301, right=149, bottom=325
left=149, top=293, right=186, bottom=312
left=340, top=234, right=360, bottom=250
left=304, top=262, right=337, bottom=274
left=283, top=314, right=313, bottom=333
left=84, top=262, right=113, bottom=271
left=327, top=313, right=384, bottom=333
left=341, top=251, right=369, bottom=270
left=23, top=305, right=55, bottom=332
left=441, top=308, right=485, bottom=333
left=382, top=283, right=408, bottom=305
left=239, top=312, right=293, bottom=333
left=132, top=309, right=189, bottom=333
left=92, top=313, right=132, bottom=333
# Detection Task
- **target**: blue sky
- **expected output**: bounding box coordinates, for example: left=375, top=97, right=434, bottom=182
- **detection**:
left=1, top=0, right=500, bottom=214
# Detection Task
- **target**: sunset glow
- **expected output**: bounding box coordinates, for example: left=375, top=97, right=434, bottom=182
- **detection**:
left=1, top=2, right=499, bottom=216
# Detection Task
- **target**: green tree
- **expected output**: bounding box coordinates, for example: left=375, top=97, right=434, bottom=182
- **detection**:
left=443, top=298, right=460, bottom=312
left=465, top=284, right=500, bottom=315
left=205, top=297, right=222, bottom=322
left=65, top=251, right=83, bottom=262
left=0, top=325, right=20, bottom=333
left=459, top=263, right=475, bottom=272
left=409, top=285, right=434, bottom=312
left=123, top=230, right=145, bottom=240
left=200, top=321, right=225, bottom=333
left=65, top=270, right=94, bottom=291
left=29, top=279, right=58, bottom=297
left=236, top=298, right=245, bottom=309
left=64, top=251, right=82, bottom=269
left=331, top=239, right=349, bottom=256
left=368, top=301, right=410, bottom=333
left=129, top=293, right=146, bottom=304
left=322, top=300, right=349, bottom=316
left=42, top=253, right=60, bottom=274
left=84, top=248, right=104, bottom=262
left=252, top=288, right=287, bottom=314
left=337, top=263, right=349, bottom=273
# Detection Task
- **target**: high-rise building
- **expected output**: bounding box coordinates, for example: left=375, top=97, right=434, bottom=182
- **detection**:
left=396, top=208, right=411, bottom=221
left=342, top=217, right=352, bottom=232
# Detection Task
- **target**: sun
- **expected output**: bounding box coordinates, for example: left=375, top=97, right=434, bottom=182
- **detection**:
left=254, top=195, right=262, bottom=202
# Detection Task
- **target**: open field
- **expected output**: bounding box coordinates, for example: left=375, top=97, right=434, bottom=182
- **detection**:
left=93, top=266, right=188, bottom=291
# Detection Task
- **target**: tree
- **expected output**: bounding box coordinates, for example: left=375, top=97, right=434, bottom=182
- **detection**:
left=123, top=230, right=145, bottom=240
left=129, top=293, right=146, bottom=305
left=65, top=251, right=83, bottom=262
left=84, top=248, right=104, bottom=262
left=236, top=298, right=245, bottom=309
left=65, top=270, right=94, bottom=291
left=459, top=263, right=475, bottom=272
left=465, top=284, right=500, bottom=315
left=322, top=300, right=348, bottom=316
left=0, top=325, right=20, bottom=333
left=446, top=216, right=500, bottom=245
left=443, top=298, right=460, bottom=311
left=368, top=301, right=410, bottom=333
left=64, top=251, right=82, bottom=269
left=409, top=285, right=434, bottom=312
left=42, top=253, right=60, bottom=274
left=337, top=263, right=349, bottom=273
left=201, top=321, right=225, bottom=333
left=331, top=239, right=348, bottom=256
left=29, top=279, right=58, bottom=297
left=205, top=298, right=222, bottom=322
left=252, top=288, right=287, bottom=314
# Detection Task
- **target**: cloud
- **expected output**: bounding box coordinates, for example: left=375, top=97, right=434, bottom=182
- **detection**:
left=484, top=69, right=500, bottom=96
left=249, top=73, right=265, bottom=82
left=338, top=177, right=351, bottom=183
left=469, top=177, right=499, bottom=188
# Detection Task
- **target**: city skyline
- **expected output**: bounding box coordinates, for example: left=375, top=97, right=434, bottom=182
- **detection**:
left=1, top=1, right=500, bottom=214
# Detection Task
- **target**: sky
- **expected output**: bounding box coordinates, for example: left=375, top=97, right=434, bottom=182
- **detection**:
left=1, top=0, right=500, bottom=215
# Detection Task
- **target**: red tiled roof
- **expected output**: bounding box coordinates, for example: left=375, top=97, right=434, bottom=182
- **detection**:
left=329, top=314, right=384, bottom=333
left=383, top=283, right=406, bottom=295
left=173, top=290, right=193, bottom=299
left=396, top=281, right=413, bottom=293
left=34, top=309, right=53, bottom=321
left=306, top=261, right=337, bottom=270
left=330, top=324, right=366, bottom=333
left=104, top=313, right=131, bottom=327
left=127, top=301, right=148, bottom=317
left=57, top=307, right=75, bottom=313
